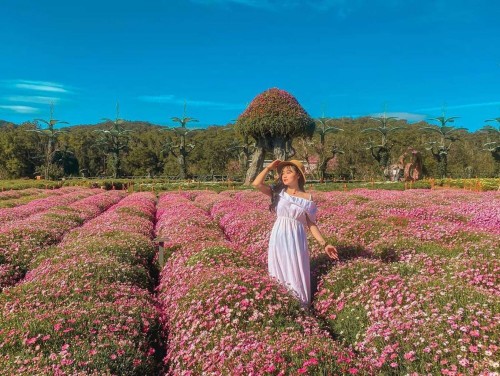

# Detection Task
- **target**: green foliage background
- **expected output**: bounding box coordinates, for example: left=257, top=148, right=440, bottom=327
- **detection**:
left=0, top=117, right=497, bottom=180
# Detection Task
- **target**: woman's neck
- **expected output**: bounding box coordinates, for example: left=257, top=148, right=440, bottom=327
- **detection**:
left=286, top=185, right=301, bottom=194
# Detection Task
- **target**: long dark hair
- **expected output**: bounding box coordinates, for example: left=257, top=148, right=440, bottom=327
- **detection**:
left=269, top=164, right=306, bottom=212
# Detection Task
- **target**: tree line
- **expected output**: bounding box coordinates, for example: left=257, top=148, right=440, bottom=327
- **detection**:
left=0, top=114, right=498, bottom=181
left=0, top=117, right=500, bottom=179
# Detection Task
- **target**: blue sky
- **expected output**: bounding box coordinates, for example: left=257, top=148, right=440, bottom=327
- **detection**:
left=1, top=0, right=499, bottom=131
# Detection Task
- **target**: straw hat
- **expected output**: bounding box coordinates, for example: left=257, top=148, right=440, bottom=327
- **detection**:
left=277, top=159, right=306, bottom=183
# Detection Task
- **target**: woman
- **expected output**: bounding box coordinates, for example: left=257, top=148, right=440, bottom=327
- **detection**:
left=252, top=159, right=338, bottom=307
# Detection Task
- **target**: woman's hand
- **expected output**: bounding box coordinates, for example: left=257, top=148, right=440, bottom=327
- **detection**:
left=267, top=160, right=281, bottom=170
left=325, top=244, right=339, bottom=260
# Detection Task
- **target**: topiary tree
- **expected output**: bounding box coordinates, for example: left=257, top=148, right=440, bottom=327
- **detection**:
left=28, top=104, right=68, bottom=179
left=314, top=116, right=344, bottom=182
left=235, top=88, right=315, bottom=185
left=161, top=104, right=199, bottom=180
left=94, top=103, right=131, bottom=178
left=421, top=115, right=466, bottom=178
left=362, top=114, right=404, bottom=179
left=480, top=118, right=500, bottom=176
left=225, top=122, right=255, bottom=181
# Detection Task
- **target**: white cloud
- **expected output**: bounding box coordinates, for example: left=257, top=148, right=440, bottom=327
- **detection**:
left=4, top=95, right=62, bottom=105
left=3, top=79, right=70, bottom=93
left=416, top=102, right=500, bottom=112
left=370, top=112, right=427, bottom=122
left=0, top=105, right=40, bottom=114
left=139, top=94, right=245, bottom=111
left=190, top=0, right=273, bottom=9
left=189, top=0, right=404, bottom=13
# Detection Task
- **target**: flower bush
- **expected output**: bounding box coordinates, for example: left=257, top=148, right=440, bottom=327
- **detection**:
left=308, top=189, right=500, bottom=375
left=156, top=192, right=363, bottom=375
left=235, top=88, right=315, bottom=139
left=0, top=190, right=126, bottom=289
left=0, top=188, right=63, bottom=209
left=191, top=188, right=499, bottom=375
left=0, top=192, right=162, bottom=375
left=0, top=186, right=91, bottom=225
left=314, top=257, right=499, bottom=375
left=1, top=186, right=497, bottom=374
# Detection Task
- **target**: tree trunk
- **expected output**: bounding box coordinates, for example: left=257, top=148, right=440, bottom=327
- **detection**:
left=45, top=138, right=54, bottom=179
left=438, top=154, right=447, bottom=179
left=178, top=153, right=187, bottom=179
left=112, top=152, right=120, bottom=178
left=273, top=136, right=287, bottom=160
left=379, top=147, right=390, bottom=168
left=318, top=155, right=334, bottom=183
left=493, top=148, right=500, bottom=177
left=492, top=148, right=500, bottom=163
left=244, top=138, right=266, bottom=185
left=178, top=134, right=190, bottom=180
left=285, top=139, right=295, bottom=158
left=432, top=149, right=448, bottom=179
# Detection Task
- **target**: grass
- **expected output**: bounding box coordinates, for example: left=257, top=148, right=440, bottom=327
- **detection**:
left=1, top=177, right=498, bottom=191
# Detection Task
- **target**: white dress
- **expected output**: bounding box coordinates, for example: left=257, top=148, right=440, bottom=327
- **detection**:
left=268, top=189, right=318, bottom=306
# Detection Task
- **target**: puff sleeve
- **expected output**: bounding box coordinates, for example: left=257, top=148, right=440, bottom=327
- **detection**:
left=305, top=202, right=318, bottom=225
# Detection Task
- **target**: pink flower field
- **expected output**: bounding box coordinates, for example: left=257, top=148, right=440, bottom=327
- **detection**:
left=0, top=187, right=498, bottom=375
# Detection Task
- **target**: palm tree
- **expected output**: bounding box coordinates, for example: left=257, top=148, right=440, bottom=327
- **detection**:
left=362, top=113, right=405, bottom=176
left=95, top=103, right=131, bottom=178
left=421, top=115, right=466, bottom=178
left=162, top=104, right=199, bottom=179
left=28, top=104, right=68, bottom=179
left=314, top=117, right=344, bottom=182
left=480, top=118, right=500, bottom=176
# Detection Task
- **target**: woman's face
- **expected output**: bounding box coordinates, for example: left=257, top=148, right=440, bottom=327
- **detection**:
left=281, top=166, right=299, bottom=186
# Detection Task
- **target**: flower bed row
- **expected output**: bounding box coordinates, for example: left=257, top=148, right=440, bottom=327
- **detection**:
left=207, top=190, right=343, bottom=299
left=0, top=191, right=57, bottom=209
left=0, top=192, right=162, bottom=375
left=0, top=188, right=47, bottom=201
left=208, top=190, right=274, bottom=266
left=0, top=188, right=60, bottom=208
left=314, top=256, right=499, bottom=375
left=313, top=189, right=499, bottom=296
left=202, top=188, right=499, bottom=296
left=200, top=189, right=500, bottom=375
left=156, top=192, right=362, bottom=375
left=0, top=190, right=125, bottom=290
left=0, top=186, right=95, bottom=225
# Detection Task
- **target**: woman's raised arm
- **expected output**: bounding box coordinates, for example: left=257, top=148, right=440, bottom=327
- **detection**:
left=251, top=159, right=281, bottom=198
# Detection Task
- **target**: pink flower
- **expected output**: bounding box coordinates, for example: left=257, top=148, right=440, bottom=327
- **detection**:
left=470, top=330, right=480, bottom=337
left=404, top=351, right=416, bottom=361
left=133, top=359, right=142, bottom=366
left=25, top=337, right=37, bottom=345
left=458, top=358, right=469, bottom=367
left=303, top=358, right=319, bottom=367
left=61, top=358, right=74, bottom=366
left=468, top=345, right=478, bottom=353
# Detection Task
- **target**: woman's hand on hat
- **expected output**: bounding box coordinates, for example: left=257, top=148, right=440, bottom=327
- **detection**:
left=325, top=244, right=339, bottom=260
left=268, top=160, right=282, bottom=170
